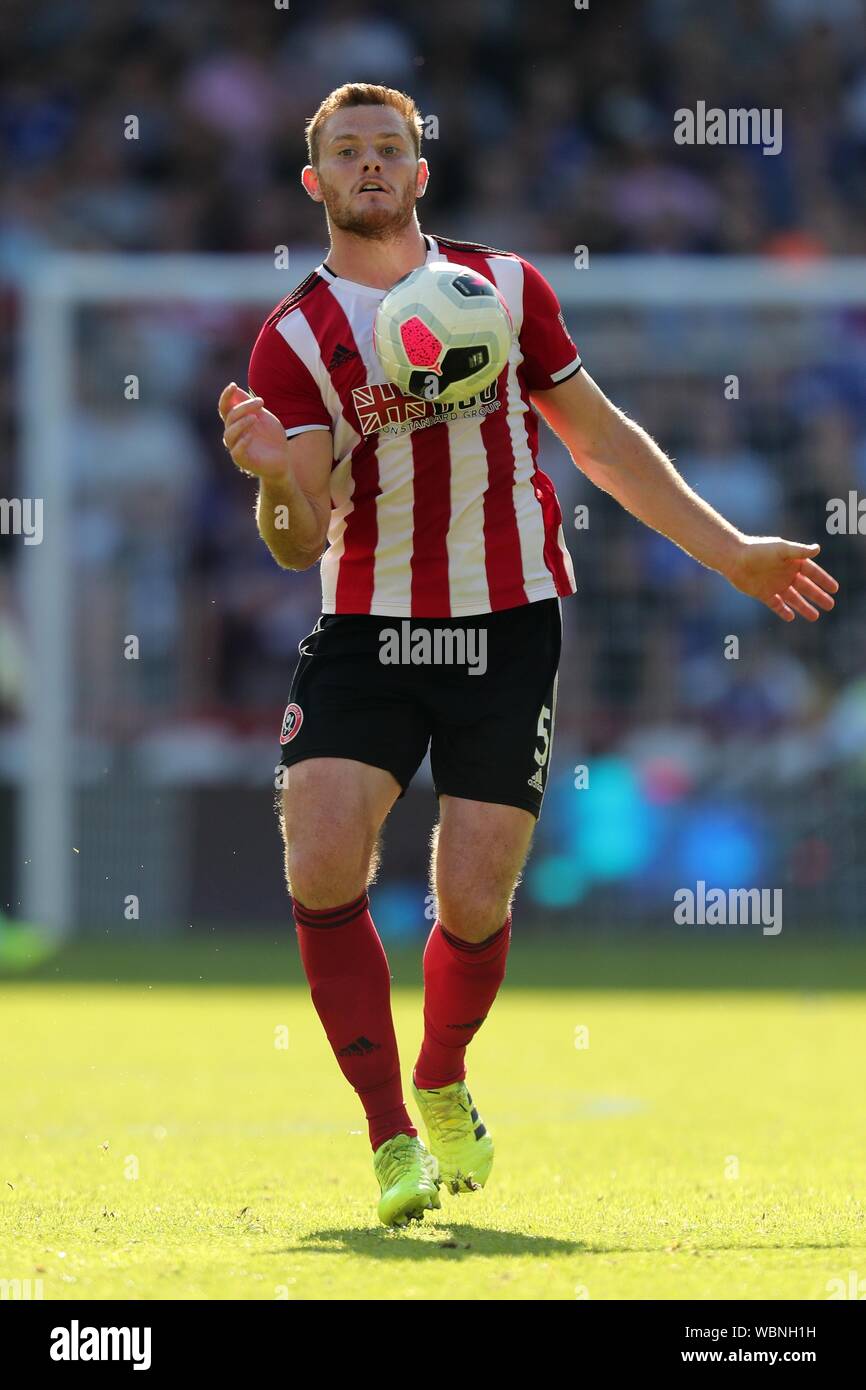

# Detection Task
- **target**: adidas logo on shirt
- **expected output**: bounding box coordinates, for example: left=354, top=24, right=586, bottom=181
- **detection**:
left=326, top=343, right=359, bottom=372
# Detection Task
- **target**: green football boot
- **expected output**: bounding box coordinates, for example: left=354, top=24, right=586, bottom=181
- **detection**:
left=412, top=1076, right=494, bottom=1195
left=373, top=1132, right=441, bottom=1227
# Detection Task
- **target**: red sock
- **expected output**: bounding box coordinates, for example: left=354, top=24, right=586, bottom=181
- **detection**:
left=413, top=916, right=511, bottom=1090
left=292, top=892, right=416, bottom=1151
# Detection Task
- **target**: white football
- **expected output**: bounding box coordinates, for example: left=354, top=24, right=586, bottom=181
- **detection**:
left=374, top=261, right=514, bottom=404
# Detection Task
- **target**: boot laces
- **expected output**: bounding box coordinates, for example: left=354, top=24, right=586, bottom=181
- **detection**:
left=425, top=1091, right=473, bottom=1145
left=378, top=1135, right=423, bottom=1188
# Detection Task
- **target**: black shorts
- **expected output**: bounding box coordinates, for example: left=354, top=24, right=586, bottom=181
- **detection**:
left=277, top=598, right=562, bottom=817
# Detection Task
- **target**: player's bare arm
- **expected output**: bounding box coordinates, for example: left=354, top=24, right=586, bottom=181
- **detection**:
left=218, top=382, right=331, bottom=571
left=532, top=367, right=840, bottom=624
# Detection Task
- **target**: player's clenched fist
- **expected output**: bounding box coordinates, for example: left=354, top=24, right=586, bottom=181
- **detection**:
left=218, top=382, right=292, bottom=482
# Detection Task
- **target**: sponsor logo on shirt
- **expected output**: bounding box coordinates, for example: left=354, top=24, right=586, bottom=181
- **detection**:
left=351, top=380, right=501, bottom=437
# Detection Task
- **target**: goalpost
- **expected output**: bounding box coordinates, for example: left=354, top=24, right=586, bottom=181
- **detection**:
left=16, top=252, right=866, bottom=936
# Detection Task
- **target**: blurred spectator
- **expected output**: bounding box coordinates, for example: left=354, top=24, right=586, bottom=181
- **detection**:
left=2, top=0, right=865, bottom=262
left=4, top=0, right=866, bottom=926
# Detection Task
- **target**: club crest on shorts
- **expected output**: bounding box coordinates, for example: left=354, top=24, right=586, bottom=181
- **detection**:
left=279, top=702, right=304, bottom=744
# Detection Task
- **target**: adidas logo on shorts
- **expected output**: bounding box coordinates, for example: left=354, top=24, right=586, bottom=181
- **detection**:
left=527, top=768, right=545, bottom=792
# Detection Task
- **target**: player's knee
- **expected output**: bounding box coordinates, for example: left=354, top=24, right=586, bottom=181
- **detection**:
left=284, top=840, right=372, bottom=910
left=436, top=886, right=509, bottom=943
left=280, top=777, right=380, bottom=908
left=283, top=817, right=379, bottom=907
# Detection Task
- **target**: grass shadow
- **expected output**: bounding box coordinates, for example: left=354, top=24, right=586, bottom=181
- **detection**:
left=277, top=1223, right=585, bottom=1260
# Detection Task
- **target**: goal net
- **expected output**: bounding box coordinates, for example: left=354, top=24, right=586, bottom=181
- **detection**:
left=10, top=252, right=866, bottom=939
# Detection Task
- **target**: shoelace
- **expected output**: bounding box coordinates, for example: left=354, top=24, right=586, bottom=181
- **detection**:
left=378, top=1137, right=424, bottom=1189
left=424, top=1093, right=473, bottom=1145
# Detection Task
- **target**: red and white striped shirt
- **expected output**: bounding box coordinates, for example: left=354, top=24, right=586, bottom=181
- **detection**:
left=248, top=233, right=581, bottom=618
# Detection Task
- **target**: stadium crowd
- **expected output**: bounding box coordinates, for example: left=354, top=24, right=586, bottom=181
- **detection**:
left=3, top=0, right=866, bottom=262
left=2, top=0, right=866, bottom=921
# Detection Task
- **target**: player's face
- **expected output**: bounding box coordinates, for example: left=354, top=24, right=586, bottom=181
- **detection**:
left=306, top=106, right=427, bottom=239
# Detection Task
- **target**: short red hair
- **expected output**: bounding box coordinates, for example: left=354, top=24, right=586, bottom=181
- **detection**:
left=305, top=83, right=423, bottom=167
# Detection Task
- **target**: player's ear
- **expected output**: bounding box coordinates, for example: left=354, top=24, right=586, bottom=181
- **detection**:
left=302, top=166, right=323, bottom=202
left=416, top=158, right=429, bottom=198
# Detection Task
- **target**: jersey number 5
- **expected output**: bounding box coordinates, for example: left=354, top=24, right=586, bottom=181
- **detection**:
left=534, top=704, right=552, bottom=768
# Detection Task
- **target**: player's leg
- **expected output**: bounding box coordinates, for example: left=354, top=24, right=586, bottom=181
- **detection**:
left=416, top=795, right=533, bottom=1081
left=412, top=598, right=562, bottom=1192
left=281, top=757, right=415, bottom=1148
left=280, top=755, right=396, bottom=907
left=433, top=795, right=534, bottom=941
left=410, top=799, right=531, bottom=1192
left=281, top=757, right=440, bottom=1225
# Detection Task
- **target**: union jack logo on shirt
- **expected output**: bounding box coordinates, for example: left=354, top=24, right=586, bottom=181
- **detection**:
left=350, top=381, right=499, bottom=436
left=351, top=382, right=430, bottom=435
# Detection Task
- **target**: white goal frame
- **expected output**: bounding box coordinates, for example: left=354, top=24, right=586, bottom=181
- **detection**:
left=17, top=252, right=866, bottom=933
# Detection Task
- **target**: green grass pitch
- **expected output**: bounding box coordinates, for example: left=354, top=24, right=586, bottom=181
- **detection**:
left=2, top=935, right=865, bottom=1301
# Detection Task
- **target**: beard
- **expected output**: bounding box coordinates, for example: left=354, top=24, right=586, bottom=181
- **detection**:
left=318, top=174, right=418, bottom=241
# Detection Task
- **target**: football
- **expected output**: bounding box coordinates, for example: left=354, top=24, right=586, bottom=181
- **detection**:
left=374, top=261, right=514, bottom=404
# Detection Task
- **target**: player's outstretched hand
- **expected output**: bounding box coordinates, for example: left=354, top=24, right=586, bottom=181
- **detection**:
left=724, top=536, right=839, bottom=622
left=218, top=382, right=292, bottom=482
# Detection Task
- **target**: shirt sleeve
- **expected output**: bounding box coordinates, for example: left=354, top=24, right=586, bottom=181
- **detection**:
left=247, top=321, right=332, bottom=439
left=518, top=258, right=582, bottom=392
